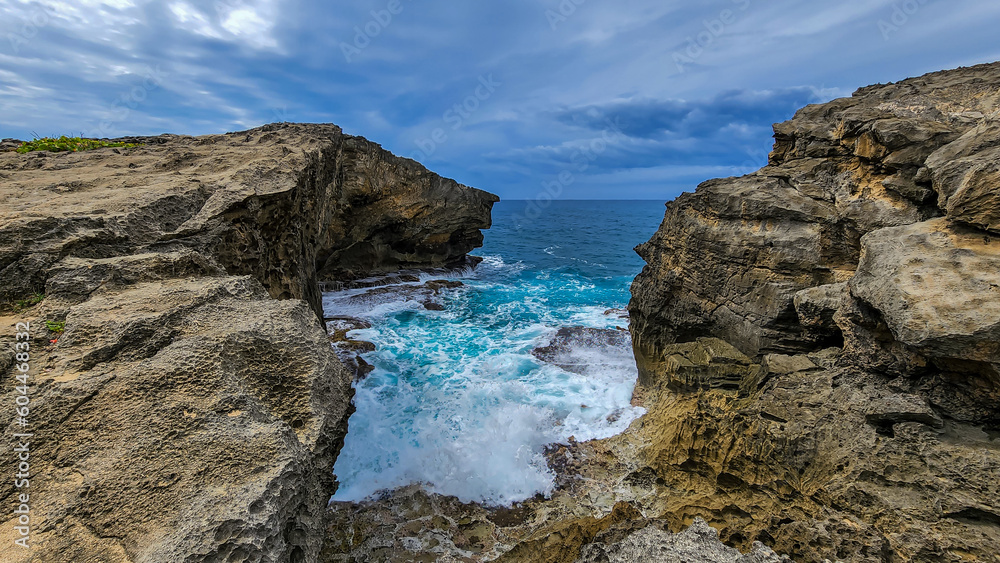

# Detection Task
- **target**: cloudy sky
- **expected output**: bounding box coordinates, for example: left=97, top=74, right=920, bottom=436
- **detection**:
left=2, top=0, right=998, bottom=199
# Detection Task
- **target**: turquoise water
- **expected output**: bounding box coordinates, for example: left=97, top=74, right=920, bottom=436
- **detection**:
left=327, top=200, right=666, bottom=505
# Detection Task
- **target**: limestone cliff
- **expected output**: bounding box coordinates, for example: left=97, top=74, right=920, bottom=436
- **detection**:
left=621, top=63, right=1000, bottom=561
left=0, top=123, right=497, bottom=562
left=629, top=63, right=999, bottom=360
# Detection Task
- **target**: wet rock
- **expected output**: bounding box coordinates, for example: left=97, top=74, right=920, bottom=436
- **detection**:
left=531, top=326, right=632, bottom=375
left=326, top=315, right=374, bottom=336
left=425, top=279, right=465, bottom=293
left=326, top=316, right=377, bottom=379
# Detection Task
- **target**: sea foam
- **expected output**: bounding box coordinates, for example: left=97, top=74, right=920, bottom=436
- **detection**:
left=325, top=252, right=646, bottom=506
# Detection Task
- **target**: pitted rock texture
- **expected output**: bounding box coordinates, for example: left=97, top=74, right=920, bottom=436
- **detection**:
left=576, top=518, right=791, bottom=563
left=0, top=123, right=496, bottom=562
left=0, top=123, right=498, bottom=322
left=629, top=61, right=1000, bottom=360
left=624, top=63, right=1000, bottom=561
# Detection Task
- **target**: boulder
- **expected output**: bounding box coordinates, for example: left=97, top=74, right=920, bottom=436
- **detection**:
left=925, top=121, right=1000, bottom=233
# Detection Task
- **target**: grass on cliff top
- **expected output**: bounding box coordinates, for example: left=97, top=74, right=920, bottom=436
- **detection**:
left=16, top=136, right=141, bottom=154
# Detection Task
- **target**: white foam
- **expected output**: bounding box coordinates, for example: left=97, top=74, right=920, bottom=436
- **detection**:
left=327, top=265, right=644, bottom=506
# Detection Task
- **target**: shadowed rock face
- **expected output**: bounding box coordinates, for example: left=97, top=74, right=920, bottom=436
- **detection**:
left=0, top=123, right=496, bottom=562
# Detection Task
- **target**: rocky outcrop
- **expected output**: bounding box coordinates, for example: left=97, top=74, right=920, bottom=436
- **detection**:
left=0, top=124, right=496, bottom=562
left=321, top=486, right=791, bottom=562
left=532, top=327, right=631, bottom=376
left=623, top=63, right=1000, bottom=561
left=0, top=123, right=497, bottom=322
left=629, top=62, right=1000, bottom=359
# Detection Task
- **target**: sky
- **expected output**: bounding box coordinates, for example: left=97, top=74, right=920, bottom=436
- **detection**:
left=1, top=1, right=999, bottom=200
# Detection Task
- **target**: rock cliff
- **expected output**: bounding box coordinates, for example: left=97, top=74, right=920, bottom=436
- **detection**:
left=0, top=123, right=497, bottom=562
left=622, top=62, right=1000, bottom=561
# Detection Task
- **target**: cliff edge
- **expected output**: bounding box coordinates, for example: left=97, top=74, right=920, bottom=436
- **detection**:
left=621, top=62, right=1000, bottom=560
left=0, top=123, right=497, bottom=562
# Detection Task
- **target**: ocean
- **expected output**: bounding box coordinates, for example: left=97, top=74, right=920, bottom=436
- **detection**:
left=326, top=200, right=667, bottom=505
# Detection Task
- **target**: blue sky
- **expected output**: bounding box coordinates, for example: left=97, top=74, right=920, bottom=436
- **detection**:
left=1, top=0, right=999, bottom=200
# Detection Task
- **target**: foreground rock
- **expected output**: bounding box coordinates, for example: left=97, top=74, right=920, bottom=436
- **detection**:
left=321, top=486, right=792, bottom=562
left=622, top=62, right=1000, bottom=561
left=576, top=518, right=790, bottom=563
left=0, top=124, right=496, bottom=561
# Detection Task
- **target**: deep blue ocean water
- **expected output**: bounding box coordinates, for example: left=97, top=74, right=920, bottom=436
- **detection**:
left=327, top=200, right=666, bottom=505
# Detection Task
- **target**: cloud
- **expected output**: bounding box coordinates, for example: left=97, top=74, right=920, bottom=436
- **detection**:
left=0, top=0, right=997, bottom=198
left=552, top=87, right=835, bottom=140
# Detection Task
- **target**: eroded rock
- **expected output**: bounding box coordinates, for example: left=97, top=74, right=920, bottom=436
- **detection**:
left=630, top=62, right=1000, bottom=360
left=0, top=123, right=496, bottom=562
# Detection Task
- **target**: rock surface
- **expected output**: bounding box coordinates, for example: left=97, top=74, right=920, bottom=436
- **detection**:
left=0, top=124, right=496, bottom=562
left=321, top=486, right=792, bottom=563
left=532, top=326, right=632, bottom=376
left=629, top=62, right=1000, bottom=359
left=576, top=518, right=790, bottom=563
left=0, top=123, right=497, bottom=322
left=622, top=62, right=1000, bottom=561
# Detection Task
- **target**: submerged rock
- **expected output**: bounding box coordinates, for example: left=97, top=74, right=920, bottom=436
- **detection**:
left=532, top=326, right=632, bottom=375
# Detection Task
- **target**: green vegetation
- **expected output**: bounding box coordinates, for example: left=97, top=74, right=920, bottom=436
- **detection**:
left=16, top=136, right=141, bottom=154
left=45, top=320, right=66, bottom=334
left=10, top=293, right=45, bottom=313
